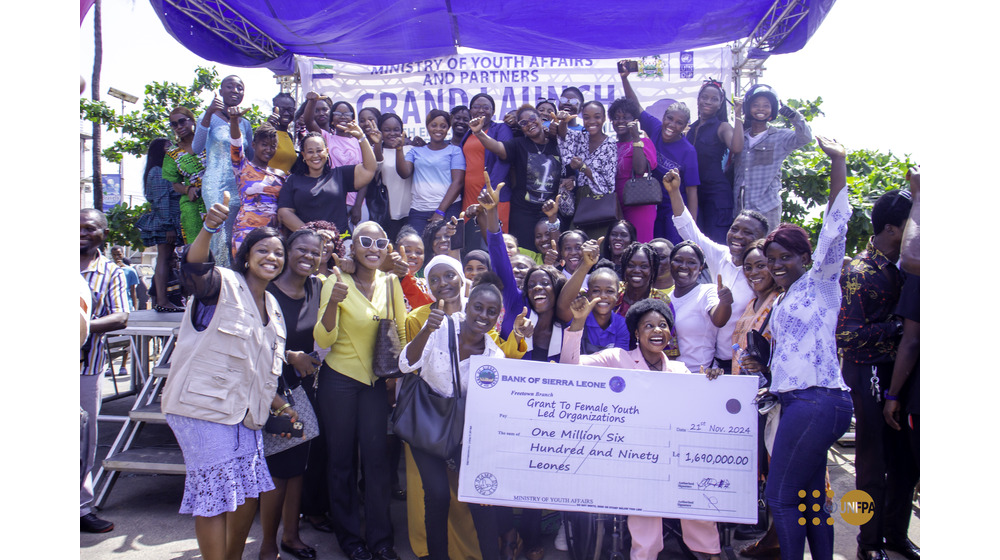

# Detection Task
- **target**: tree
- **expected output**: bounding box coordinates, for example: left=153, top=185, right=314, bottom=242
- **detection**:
left=776, top=97, right=916, bottom=257
left=91, top=0, right=103, bottom=209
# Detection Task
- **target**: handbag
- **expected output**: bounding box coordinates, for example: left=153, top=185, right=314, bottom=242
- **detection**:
left=622, top=160, right=662, bottom=207
left=745, top=307, right=774, bottom=384
left=373, top=275, right=404, bottom=379
left=263, top=380, right=320, bottom=457
left=391, top=315, right=466, bottom=460
left=572, top=183, right=621, bottom=228
left=365, top=170, right=390, bottom=225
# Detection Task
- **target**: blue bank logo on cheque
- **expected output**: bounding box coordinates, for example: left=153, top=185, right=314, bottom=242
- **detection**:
left=476, top=365, right=499, bottom=389
left=609, top=376, right=626, bottom=393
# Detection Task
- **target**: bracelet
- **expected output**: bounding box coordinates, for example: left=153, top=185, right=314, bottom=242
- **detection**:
left=434, top=209, right=446, bottom=217
left=272, top=403, right=291, bottom=416
left=632, top=141, right=644, bottom=148
left=203, top=222, right=221, bottom=234
left=546, top=218, right=561, bottom=231
left=883, top=391, right=898, bottom=401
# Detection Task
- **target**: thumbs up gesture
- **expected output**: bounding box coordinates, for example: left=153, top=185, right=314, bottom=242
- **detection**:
left=543, top=239, right=559, bottom=266
left=512, top=307, right=534, bottom=340
left=716, top=274, right=733, bottom=306
left=204, top=191, right=231, bottom=230
left=327, top=267, right=350, bottom=305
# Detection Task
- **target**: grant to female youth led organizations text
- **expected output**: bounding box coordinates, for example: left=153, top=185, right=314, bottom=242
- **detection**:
left=457, top=357, right=760, bottom=523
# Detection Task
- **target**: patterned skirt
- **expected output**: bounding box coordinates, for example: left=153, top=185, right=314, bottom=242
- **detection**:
left=166, top=414, right=275, bottom=517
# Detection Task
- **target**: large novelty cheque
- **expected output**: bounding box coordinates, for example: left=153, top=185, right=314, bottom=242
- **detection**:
left=457, top=357, right=759, bottom=523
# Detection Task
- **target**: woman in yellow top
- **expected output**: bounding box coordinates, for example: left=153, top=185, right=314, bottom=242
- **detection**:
left=314, top=221, right=407, bottom=560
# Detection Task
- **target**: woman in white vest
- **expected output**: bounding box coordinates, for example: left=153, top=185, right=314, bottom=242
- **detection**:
left=161, top=193, right=299, bottom=560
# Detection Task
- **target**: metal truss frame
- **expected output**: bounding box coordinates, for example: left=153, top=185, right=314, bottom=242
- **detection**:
left=730, top=0, right=810, bottom=98
left=162, top=0, right=284, bottom=61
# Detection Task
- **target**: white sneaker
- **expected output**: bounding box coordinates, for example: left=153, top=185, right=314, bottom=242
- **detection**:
left=554, top=522, right=568, bottom=551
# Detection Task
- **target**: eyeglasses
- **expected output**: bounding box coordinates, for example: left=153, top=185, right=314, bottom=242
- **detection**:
left=755, top=391, right=779, bottom=415
left=169, top=117, right=192, bottom=127
left=356, top=235, right=389, bottom=250
left=536, top=97, right=557, bottom=106
left=518, top=114, right=540, bottom=128
left=332, top=111, right=354, bottom=119
left=558, top=97, right=581, bottom=106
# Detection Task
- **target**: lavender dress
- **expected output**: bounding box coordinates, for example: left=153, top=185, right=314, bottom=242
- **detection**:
left=165, top=256, right=274, bottom=517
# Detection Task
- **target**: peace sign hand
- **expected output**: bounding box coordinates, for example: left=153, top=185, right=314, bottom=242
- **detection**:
left=478, top=170, right=502, bottom=210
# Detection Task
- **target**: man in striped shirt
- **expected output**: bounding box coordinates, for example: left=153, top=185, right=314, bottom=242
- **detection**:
left=80, top=208, right=129, bottom=533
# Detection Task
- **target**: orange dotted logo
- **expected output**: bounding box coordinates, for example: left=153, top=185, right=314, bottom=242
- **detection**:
left=797, top=489, right=836, bottom=526
left=839, top=489, right=875, bottom=526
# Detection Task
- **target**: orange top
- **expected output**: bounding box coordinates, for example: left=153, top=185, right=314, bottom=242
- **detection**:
left=462, top=135, right=487, bottom=210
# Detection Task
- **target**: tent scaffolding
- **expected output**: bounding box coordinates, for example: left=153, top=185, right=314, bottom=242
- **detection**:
left=731, top=0, right=811, bottom=98
left=161, top=0, right=283, bottom=61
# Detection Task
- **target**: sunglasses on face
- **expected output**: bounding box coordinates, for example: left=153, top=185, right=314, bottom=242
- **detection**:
left=518, top=114, right=541, bottom=127
left=356, top=236, right=389, bottom=250
left=169, top=117, right=192, bottom=127
left=332, top=111, right=354, bottom=119
left=536, top=97, right=557, bottom=106
left=559, top=97, right=581, bottom=106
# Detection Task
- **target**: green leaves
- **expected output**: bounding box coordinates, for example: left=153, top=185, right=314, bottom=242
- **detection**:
left=777, top=97, right=915, bottom=257
left=105, top=202, right=151, bottom=251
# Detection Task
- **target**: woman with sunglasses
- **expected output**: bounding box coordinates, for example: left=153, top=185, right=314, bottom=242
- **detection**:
left=162, top=106, right=207, bottom=246
left=470, top=105, right=566, bottom=250
left=277, top=129, right=376, bottom=236
left=557, top=87, right=585, bottom=131
left=314, top=221, right=407, bottom=560
left=747, top=137, right=853, bottom=560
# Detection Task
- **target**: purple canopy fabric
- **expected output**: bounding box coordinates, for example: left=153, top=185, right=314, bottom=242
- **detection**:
left=150, top=0, right=836, bottom=73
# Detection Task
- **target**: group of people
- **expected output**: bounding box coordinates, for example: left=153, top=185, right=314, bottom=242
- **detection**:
left=79, top=67, right=920, bottom=560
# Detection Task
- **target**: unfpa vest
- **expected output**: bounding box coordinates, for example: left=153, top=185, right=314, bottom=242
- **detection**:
left=161, top=268, right=286, bottom=429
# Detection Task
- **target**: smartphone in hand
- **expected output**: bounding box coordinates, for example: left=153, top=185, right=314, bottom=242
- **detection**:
left=617, top=60, right=639, bottom=73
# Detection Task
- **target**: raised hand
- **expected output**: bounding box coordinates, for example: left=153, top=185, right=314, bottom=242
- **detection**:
left=662, top=168, right=681, bottom=194
left=570, top=295, right=600, bottom=322
left=468, top=116, right=486, bottom=135
left=504, top=111, right=518, bottom=129
left=227, top=105, right=249, bottom=120
left=582, top=237, right=601, bottom=268
left=816, top=135, right=847, bottom=159
left=478, top=171, right=502, bottom=210
left=338, top=120, right=365, bottom=139
left=541, top=196, right=559, bottom=219
left=733, top=98, right=743, bottom=120
left=204, top=191, right=231, bottom=230
left=543, top=240, right=560, bottom=266
left=906, top=167, right=919, bottom=196
left=627, top=120, right=641, bottom=142
left=208, top=95, right=225, bottom=116
left=618, top=59, right=631, bottom=79
left=367, top=128, right=383, bottom=146
left=716, top=275, right=733, bottom=306
left=332, top=253, right=356, bottom=274
left=424, top=307, right=446, bottom=333
left=512, top=307, right=534, bottom=340
left=327, top=267, right=350, bottom=305
left=266, top=107, right=280, bottom=127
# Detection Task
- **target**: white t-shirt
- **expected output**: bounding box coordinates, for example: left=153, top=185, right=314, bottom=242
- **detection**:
left=405, top=144, right=466, bottom=211
left=670, top=283, right=720, bottom=372
left=378, top=146, right=413, bottom=220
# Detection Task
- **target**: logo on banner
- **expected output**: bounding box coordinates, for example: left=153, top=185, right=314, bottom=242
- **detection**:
left=475, top=365, right=499, bottom=389
left=637, top=55, right=665, bottom=79
left=679, top=51, right=695, bottom=79
left=474, top=472, right=498, bottom=496
left=609, top=376, right=626, bottom=393
left=102, top=174, right=122, bottom=213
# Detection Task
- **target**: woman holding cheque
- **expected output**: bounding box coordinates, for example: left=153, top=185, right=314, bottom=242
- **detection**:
left=560, top=295, right=723, bottom=560
left=397, top=279, right=508, bottom=560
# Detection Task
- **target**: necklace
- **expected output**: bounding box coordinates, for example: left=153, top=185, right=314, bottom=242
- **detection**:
left=528, top=138, right=546, bottom=154
left=644, top=355, right=663, bottom=370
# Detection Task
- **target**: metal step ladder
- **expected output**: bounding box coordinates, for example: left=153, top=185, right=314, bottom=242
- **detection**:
left=94, top=329, right=185, bottom=508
